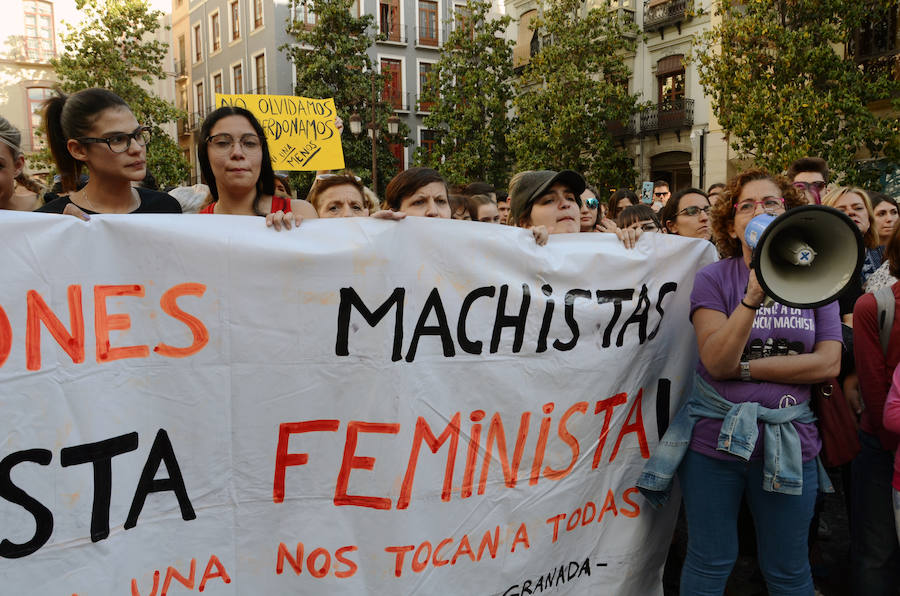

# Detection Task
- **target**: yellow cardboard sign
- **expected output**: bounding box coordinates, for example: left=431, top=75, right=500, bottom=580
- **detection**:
left=214, top=94, right=344, bottom=171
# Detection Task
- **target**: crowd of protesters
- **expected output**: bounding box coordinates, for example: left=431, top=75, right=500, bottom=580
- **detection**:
left=2, top=87, right=900, bottom=596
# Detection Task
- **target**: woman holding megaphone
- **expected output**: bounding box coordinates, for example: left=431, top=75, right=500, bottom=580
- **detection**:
left=640, top=169, right=842, bottom=595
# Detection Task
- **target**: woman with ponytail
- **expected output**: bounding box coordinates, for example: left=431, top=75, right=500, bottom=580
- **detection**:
left=37, top=88, right=181, bottom=216
left=196, top=106, right=316, bottom=230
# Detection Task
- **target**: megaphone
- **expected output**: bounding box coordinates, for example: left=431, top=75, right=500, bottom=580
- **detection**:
left=745, top=205, right=864, bottom=309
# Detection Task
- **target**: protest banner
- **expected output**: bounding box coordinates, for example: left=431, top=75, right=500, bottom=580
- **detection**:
left=214, top=93, right=345, bottom=171
left=0, top=213, right=716, bottom=594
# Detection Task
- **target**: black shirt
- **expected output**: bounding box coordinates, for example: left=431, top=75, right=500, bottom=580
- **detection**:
left=36, top=187, right=183, bottom=214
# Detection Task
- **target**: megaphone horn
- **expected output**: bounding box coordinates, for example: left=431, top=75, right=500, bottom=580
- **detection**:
left=744, top=205, right=864, bottom=309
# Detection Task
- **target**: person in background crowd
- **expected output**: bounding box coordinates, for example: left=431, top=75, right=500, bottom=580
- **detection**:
left=707, top=182, right=726, bottom=203
left=652, top=180, right=671, bottom=212
left=38, top=88, right=181, bottom=216
left=0, top=116, right=39, bottom=211
left=468, top=194, right=501, bottom=223
left=617, top=204, right=661, bottom=233
left=822, top=186, right=878, bottom=324
left=579, top=183, right=601, bottom=232
left=14, top=171, right=46, bottom=208
left=464, top=180, right=496, bottom=204
left=196, top=106, right=316, bottom=230
left=385, top=167, right=451, bottom=218
left=496, top=190, right=510, bottom=225
left=168, top=183, right=212, bottom=214
left=604, top=188, right=638, bottom=231
left=852, top=219, right=900, bottom=595
left=862, top=193, right=900, bottom=285
left=659, top=188, right=712, bottom=241
left=307, top=172, right=371, bottom=218
left=137, top=171, right=158, bottom=191
left=274, top=173, right=293, bottom=200
left=449, top=194, right=471, bottom=220
left=787, top=157, right=829, bottom=205
left=872, top=193, right=899, bottom=247
left=665, top=168, right=839, bottom=595
left=864, top=193, right=900, bottom=293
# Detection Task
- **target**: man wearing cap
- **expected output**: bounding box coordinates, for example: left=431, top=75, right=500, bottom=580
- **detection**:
left=509, top=169, right=641, bottom=248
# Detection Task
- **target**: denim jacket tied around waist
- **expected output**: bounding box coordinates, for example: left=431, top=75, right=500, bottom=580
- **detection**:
left=636, top=373, right=833, bottom=508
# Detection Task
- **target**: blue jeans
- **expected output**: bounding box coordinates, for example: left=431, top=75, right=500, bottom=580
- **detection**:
left=679, top=449, right=818, bottom=596
left=850, top=431, right=900, bottom=596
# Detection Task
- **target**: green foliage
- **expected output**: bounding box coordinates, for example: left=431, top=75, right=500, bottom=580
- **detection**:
left=412, top=0, right=515, bottom=187
left=283, top=0, right=409, bottom=196
left=694, top=0, right=900, bottom=187
left=50, top=0, right=190, bottom=187
left=509, top=0, right=640, bottom=188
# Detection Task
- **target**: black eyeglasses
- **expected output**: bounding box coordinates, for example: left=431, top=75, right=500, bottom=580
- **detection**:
left=584, top=197, right=599, bottom=209
left=76, top=126, right=151, bottom=153
left=677, top=205, right=711, bottom=217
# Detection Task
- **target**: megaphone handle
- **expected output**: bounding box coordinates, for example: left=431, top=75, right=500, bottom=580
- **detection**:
left=762, top=295, right=774, bottom=308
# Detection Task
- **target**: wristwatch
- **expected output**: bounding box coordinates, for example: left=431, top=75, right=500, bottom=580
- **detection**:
left=740, top=360, right=752, bottom=382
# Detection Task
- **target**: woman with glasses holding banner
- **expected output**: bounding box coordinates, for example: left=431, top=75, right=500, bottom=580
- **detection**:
left=38, top=88, right=181, bottom=216
left=197, top=106, right=317, bottom=230
left=659, top=188, right=713, bottom=241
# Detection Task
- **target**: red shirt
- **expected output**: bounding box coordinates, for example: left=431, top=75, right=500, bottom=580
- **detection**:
left=853, top=281, right=900, bottom=452
left=199, top=196, right=292, bottom=214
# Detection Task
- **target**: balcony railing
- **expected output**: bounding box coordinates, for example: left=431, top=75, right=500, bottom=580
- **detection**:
left=416, top=93, right=436, bottom=113
left=383, top=92, right=411, bottom=112
left=606, top=116, right=638, bottom=139
left=174, top=60, right=187, bottom=78
left=640, top=98, right=694, bottom=134
left=414, top=26, right=443, bottom=47
left=378, top=23, right=408, bottom=44
left=644, top=0, right=688, bottom=32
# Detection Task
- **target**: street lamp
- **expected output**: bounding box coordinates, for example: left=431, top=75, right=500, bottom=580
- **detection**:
left=349, top=71, right=403, bottom=194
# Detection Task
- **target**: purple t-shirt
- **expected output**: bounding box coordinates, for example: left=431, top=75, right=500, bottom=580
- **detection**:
left=689, top=257, right=842, bottom=461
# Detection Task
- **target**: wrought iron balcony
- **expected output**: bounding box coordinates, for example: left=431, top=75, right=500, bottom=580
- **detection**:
left=606, top=116, right=638, bottom=139
left=640, top=98, right=694, bottom=134
left=644, top=0, right=688, bottom=33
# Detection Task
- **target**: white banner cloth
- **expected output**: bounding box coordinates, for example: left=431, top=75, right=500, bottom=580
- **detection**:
left=0, top=213, right=716, bottom=595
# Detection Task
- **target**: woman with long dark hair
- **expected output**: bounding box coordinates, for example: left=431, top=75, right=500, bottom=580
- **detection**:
left=197, top=106, right=316, bottom=229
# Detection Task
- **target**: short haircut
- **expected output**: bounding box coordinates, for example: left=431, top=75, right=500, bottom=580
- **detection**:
left=707, top=182, right=726, bottom=194
left=617, top=204, right=660, bottom=229
left=653, top=180, right=669, bottom=189
left=786, top=157, right=829, bottom=183
left=306, top=172, right=367, bottom=212
left=464, top=181, right=495, bottom=197
left=448, top=193, right=469, bottom=217
left=384, top=167, right=446, bottom=211
left=467, top=193, right=494, bottom=220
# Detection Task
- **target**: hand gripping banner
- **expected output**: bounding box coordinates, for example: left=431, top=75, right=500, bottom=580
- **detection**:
left=0, top=213, right=716, bottom=595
